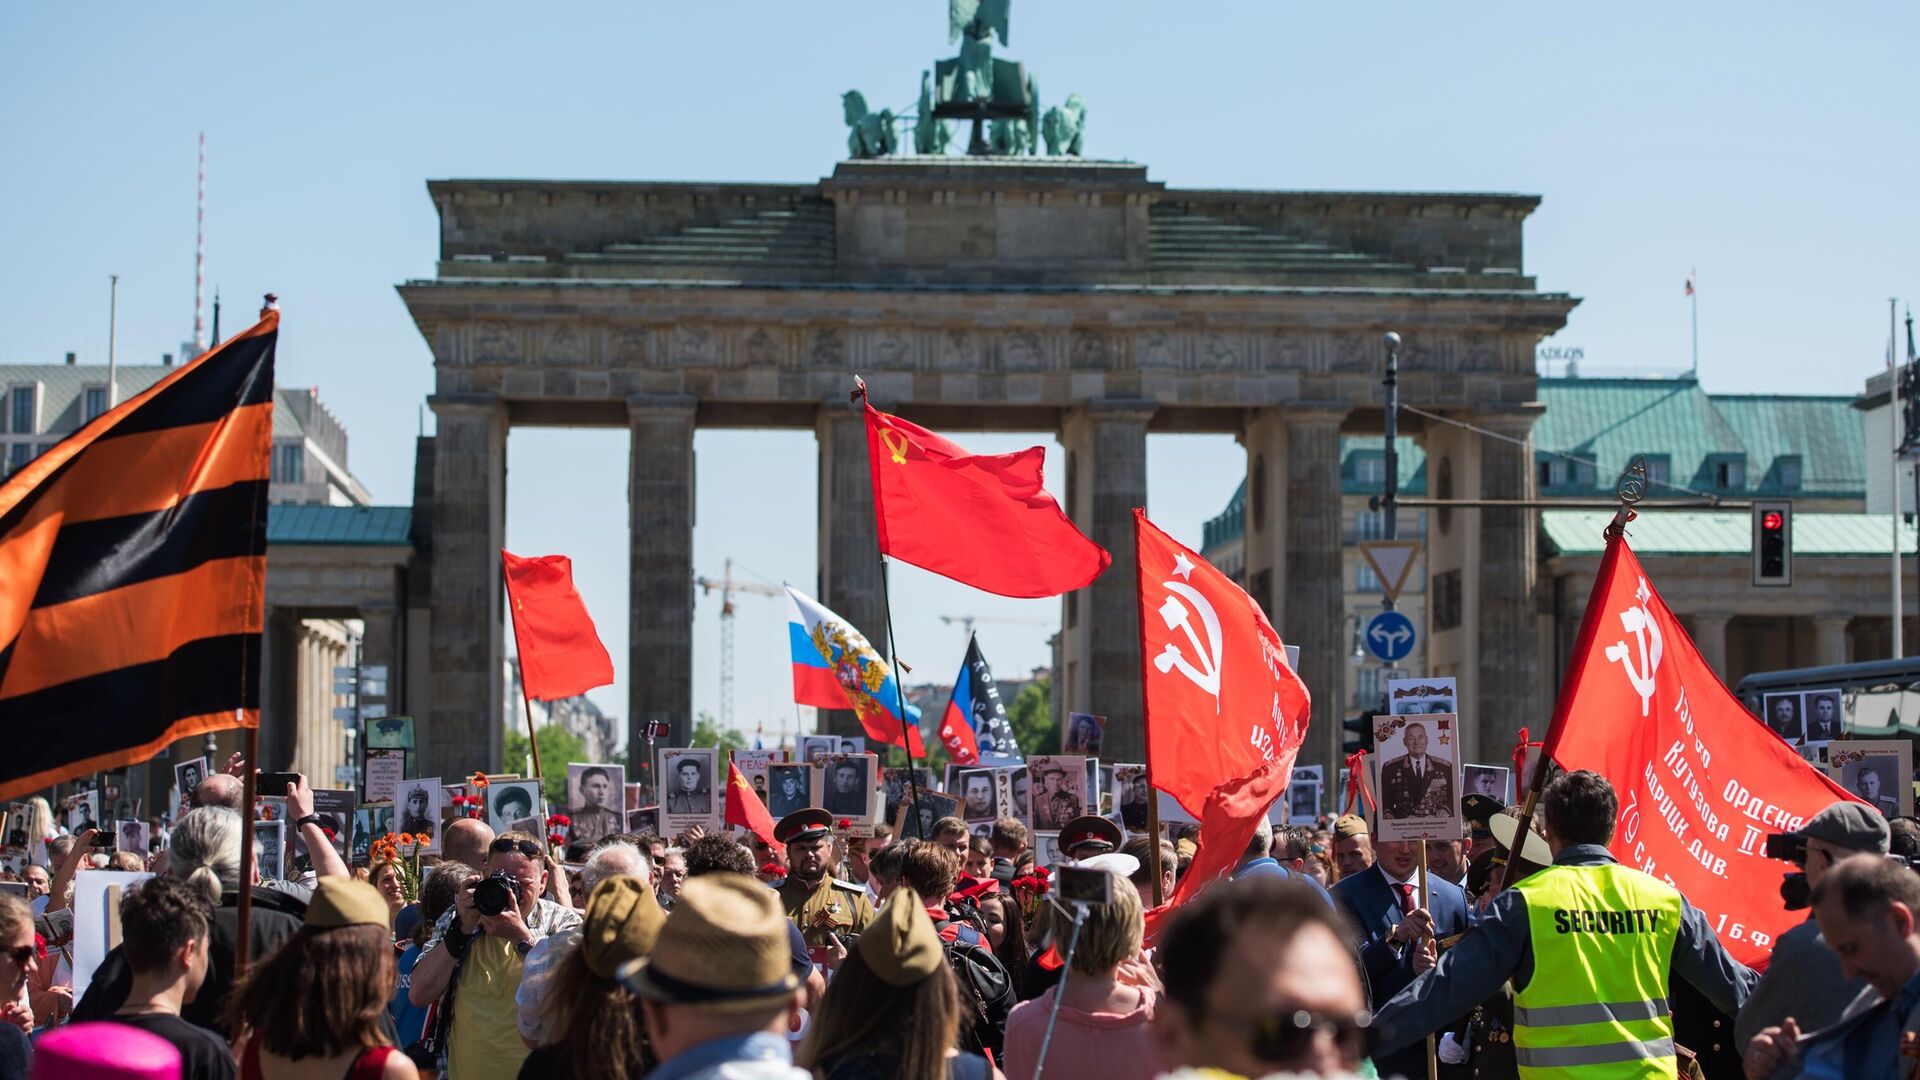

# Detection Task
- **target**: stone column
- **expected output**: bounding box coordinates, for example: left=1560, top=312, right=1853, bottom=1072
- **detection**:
left=816, top=405, right=885, bottom=739
left=629, top=395, right=697, bottom=762
left=1690, top=613, right=1732, bottom=680
left=426, top=392, right=508, bottom=776
left=1473, top=408, right=1543, bottom=759
left=359, top=605, right=401, bottom=717
left=1813, top=615, right=1852, bottom=668
left=1241, top=406, right=1348, bottom=778
left=1058, top=401, right=1152, bottom=763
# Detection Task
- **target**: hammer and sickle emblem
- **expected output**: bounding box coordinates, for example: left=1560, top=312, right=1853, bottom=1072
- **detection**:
left=1602, top=578, right=1664, bottom=717
left=879, top=428, right=910, bottom=465
left=1152, top=581, right=1225, bottom=712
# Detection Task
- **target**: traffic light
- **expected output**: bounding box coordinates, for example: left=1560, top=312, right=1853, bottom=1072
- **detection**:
left=1752, top=500, right=1792, bottom=587
left=1343, top=712, right=1376, bottom=755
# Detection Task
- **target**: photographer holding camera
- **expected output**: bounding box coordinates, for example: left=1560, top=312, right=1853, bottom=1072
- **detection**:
left=1734, top=801, right=1889, bottom=1052
left=408, top=831, right=581, bottom=1080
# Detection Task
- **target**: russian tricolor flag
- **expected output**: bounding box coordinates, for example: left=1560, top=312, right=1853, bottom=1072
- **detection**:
left=786, top=586, right=926, bottom=755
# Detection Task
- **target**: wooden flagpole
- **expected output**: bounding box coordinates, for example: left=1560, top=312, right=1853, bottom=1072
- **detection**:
left=1132, top=511, right=1166, bottom=908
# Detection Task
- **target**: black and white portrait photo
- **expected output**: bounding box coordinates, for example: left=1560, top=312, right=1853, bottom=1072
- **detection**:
left=566, top=763, right=627, bottom=846
left=1762, top=693, right=1804, bottom=743
left=1063, top=713, right=1105, bottom=756
left=820, top=755, right=873, bottom=819
left=253, top=819, right=286, bottom=881
left=488, top=780, right=542, bottom=834
left=958, top=768, right=997, bottom=823
left=1026, top=756, right=1087, bottom=830
left=767, top=763, right=812, bottom=820
left=393, top=779, right=442, bottom=851
left=1113, top=766, right=1150, bottom=832
left=1803, top=690, right=1844, bottom=742
left=1463, top=764, right=1509, bottom=802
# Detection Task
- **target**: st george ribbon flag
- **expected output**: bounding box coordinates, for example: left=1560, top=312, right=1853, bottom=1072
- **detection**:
left=1541, top=530, right=1858, bottom=969
left=786, top=585, right=926, bottom=755
left=501, top=550, right=615, bottom=701
left=1135, top=510, right=1312, bottom=914
left=936, top=633, right=1022, bottom=766
left=861, top=390, right=1109, bottom=598
left=0, top=313, right=278, bottom=798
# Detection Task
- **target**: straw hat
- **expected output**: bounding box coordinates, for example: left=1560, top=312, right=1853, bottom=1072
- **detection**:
left=618, top=873, right=800, bottom=1010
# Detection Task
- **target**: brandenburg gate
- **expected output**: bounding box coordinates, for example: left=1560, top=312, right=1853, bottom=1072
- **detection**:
left=398, top=156, right=1575, bottom=778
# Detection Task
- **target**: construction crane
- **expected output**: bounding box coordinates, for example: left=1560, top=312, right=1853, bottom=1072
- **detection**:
left=693, top=559, right=784, bottom=731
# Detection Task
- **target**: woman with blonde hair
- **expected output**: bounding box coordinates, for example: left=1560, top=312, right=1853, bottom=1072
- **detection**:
left=229, top=877, right=416, bottom=1079
left=1002, top=869, right=1161, bottom=1080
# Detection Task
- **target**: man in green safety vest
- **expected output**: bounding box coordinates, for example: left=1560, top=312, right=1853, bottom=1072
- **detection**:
left=1370, top=770, right=1757, bottom=1078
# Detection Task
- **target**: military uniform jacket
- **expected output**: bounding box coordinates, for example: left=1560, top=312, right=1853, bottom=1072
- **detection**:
left=666, top=790, right=712, bottom=816
left=779, top=875, right=876, bottom=947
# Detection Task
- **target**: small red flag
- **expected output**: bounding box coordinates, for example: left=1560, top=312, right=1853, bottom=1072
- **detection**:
left=1542, top=533, right=1857, bottom=969
left=501, top=550, right=615, bottom=702
left=863, top=399, right=1109, bottom=598
left=1134, top=510, right=1311, bottom=935
left=724, top=759, right=781, bottom=851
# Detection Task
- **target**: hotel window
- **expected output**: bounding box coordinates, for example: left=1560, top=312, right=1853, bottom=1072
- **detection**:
left=84, top=386, right=108, bottom=422
left=8, top=386, right=35, bottom=435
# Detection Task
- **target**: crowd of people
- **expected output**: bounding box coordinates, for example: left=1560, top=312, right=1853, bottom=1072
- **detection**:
left=5, top=755, right=1920, bottom=1080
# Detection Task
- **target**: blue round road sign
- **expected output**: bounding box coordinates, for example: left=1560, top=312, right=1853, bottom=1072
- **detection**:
left=1364, top=611, right=1417, bottom=662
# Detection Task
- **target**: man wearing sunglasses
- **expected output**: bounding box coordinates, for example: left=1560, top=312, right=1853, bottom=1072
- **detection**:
left=1369, top=771, right=1757, bottom=1077
left=409, top=831, right=581, bottom=1080
left=1156, top=877, right=1372, bottom=1077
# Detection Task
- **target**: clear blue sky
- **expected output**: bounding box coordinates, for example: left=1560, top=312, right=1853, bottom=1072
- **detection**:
left=4, top=3, right=1916, bottom=744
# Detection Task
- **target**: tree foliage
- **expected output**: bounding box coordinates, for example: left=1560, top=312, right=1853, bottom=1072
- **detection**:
left=503, top=723, right=587, bottom=807
left=1007, top=675, right=1055, bottom=756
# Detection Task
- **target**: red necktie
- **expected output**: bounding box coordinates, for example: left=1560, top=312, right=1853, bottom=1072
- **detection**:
left=1394, top=881, right=1415, bottom=916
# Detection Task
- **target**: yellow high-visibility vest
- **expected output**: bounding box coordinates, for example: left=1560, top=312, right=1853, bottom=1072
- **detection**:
left=1508, top=862, right=1683, bottom=1079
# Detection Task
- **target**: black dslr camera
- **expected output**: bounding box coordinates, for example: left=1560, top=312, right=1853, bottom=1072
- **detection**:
left=1764, top=833, right=1806, bottom=864
left=473, top=871, right=524, bottom=917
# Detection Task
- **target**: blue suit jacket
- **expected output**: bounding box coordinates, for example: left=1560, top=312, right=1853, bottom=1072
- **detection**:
left=1333, top=865, right=1468, bottom=1027
left=1333, top=865, right=1468, bottom=1079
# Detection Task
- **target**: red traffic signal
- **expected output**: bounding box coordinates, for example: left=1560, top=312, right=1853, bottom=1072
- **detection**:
left=1762, top=511, right=1784, bottom=532
left=1752, top=501, right=1792, bottom=587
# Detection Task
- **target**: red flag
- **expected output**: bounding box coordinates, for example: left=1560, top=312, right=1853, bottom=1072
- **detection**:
left=1135, top=510, right=1311, bottom=935
left=863, top=399, right=1109, bottom=598
left=1542, top=532, right=1859, bottom=969
left=725, top=759, right=781, bottom=851
left=501, top=551, right=615, bottom=701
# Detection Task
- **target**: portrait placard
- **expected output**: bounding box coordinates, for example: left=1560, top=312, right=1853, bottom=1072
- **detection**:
left=307, top=789, right=355, bottom=860
left=1032, top=832, right=1065, bottom=869
left=1063, top=713, right=1106, bottom=755
left=564, top=763, right=627, bottom=846
left=1285, top=781, right=1321, bottom=825
left=1802, top=689, right=1845, bottom=742
left=252, top=819, right=286, bottom=881
left=365, top=715, right=415, bottom=750
left=815, top=753, right=879, bottom=824
left=1828, top=740, right=1913, bottom=817
left=955, top=767, right=1000, bottom=823
left=1112, top=765, right=1151, bottom=833
left=116, top=821, right=150, bottom=857
left=1026, top=755, right=1088, bottom=830
left=626, top=807, right=660, bottom=836
left=393, top=778, right=442, bottom=853
left=658, top=748, right=718, bottom=835
left=1760, top=693, right=1806, bottom=745
left=1371, top=713, right=1463, bottom=842
left=1463, top=764, right=1510, bottom=803
left=351, top=804, right=393, bottom=862
left=796, top=735, right=839, bottom=763
left=881, top=767, right=934, bottom=827
left=1387, top=677, right=1458, bottom=717
left=364, top=748, right=406, bottom=805
left=895, top=789, right=960, bottom=842
left=487, top=780, right=543, bottom=834
left=767, top=763, right=814, bottom=820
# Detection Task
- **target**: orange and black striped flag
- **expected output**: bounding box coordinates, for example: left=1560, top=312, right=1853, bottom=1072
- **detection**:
left=0, top=312, right=277, bottom=799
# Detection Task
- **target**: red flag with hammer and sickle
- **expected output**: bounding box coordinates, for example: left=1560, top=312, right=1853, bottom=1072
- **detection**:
left=1543, top=532, right=1859, bottom=969
left=1136, top=510, right=1312, bottom=918
left=861, top=393, right=1109, bottom=598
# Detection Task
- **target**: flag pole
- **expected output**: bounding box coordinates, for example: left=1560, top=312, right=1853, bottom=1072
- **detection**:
left=500, top=556, right=548, bottom=801
left=879, top=555, right=927, bottom=838
left=1417, top=838, right=1436, bottom=1080
left=1689, top=271, right=1699, bottom=380
left=1517, top=458, right=1646, bottom=847
left=233, top=725, right=258, bottom=978
left=1132, top=510, right=1166, bottom=908
left=850, top=378, right=927, bottom=838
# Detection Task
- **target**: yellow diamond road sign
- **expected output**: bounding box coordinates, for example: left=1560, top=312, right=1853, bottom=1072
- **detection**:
left=1357, top=540, right=1421, bottom=602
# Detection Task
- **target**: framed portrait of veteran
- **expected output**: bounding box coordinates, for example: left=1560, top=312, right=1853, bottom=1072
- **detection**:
left=1371, top=713, right=1463, bottom=843
left=487, top=780, right=544, bottom=835
left=815, top=754, right=879, bottom=824
left=564, top=764, right=627, bottom=847
left=895, top=789, right=960, bottom=843
left=657, top=749, right=718, bottom=834
left=1828, top=741, right=1912, bottom=817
